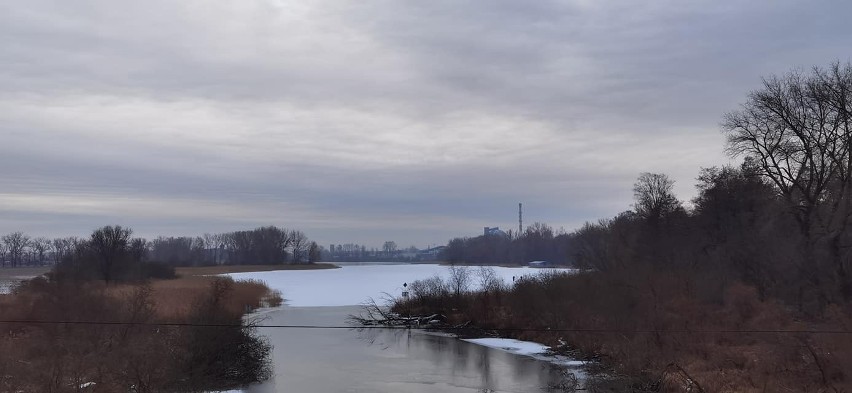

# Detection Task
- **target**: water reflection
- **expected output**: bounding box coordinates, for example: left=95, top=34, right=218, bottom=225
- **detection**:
left=245, top=306, right=574, bottom=393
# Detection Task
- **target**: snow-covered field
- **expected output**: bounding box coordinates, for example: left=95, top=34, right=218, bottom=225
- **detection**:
left=227, top=263, right=571, bottom=307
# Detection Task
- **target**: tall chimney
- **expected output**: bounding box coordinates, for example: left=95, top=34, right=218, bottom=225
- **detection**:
left=518, top=203, right=523, bottom=235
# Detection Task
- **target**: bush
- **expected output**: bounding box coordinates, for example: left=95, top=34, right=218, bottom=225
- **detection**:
left=0, top=275, right=273, bottom=391
left=389, top=267, right=852, bottom=392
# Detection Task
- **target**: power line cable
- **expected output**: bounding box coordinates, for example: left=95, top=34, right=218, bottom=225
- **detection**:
left=0, top=319, right=850, bottom=334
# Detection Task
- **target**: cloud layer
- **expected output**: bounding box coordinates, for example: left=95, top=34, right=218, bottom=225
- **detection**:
left=2, top=0, right=850, bottom=246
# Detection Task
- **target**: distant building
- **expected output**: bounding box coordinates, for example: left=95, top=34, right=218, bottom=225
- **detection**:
left=418, top=246, right=446, bottom=260
left=484, top=227, right=508, bottom=237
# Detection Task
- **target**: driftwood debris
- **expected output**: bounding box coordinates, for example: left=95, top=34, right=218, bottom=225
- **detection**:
left=348, top=297, right=446, bottom=327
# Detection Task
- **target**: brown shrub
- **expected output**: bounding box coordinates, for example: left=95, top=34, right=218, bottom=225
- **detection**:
left=0, top=275, right=274, bottom=391
left=394, top=268, right=852, bottom=392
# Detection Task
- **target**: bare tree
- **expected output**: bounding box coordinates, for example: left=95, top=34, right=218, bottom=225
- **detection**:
left=723, top=62, right=852, bottom=300
left=202, top=233, right=220, bottom=264
left=476, top=266, right=503, bottom=292
left=382, top=241, right=397, bottom=257
left=290, top=231, right=309, bottom=263
left=447, top=265, right=471, bottom=298
left=30, top=237, right=52, bottom=266
left=0, top=241, right=7, bottom=267
left=129, top=238, right=149, bottom=263
left=2, top=232, right=30, bottom=267
left=307, top=242, right=321, bottom=263
left=89, top=225, right=133, bottom=283
left=51, top=236, right=80, bottom=263
left=212, top=233, right=228, bottom=264
left=191, top=236, right=206, bottom=265
left=633, top=173, right=681, bottom=221
left=150, top=236, right=195, bottom=265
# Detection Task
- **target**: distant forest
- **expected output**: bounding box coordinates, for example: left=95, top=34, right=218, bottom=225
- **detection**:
left=441, top=223, right=573, bottom=265
left=325, top=241, right=443, bottom=262
left=0, top=225, right=322, bottom=268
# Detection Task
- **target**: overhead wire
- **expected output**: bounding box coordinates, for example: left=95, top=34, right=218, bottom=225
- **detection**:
left=0, top=319, right=850, bottom=334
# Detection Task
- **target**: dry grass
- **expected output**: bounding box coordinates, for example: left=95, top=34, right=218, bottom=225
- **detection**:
left=175, top=263, right=337, bottom=277
left=0, top=274, right=277, bottom=391
left=105, top=275, right=282, bottom=321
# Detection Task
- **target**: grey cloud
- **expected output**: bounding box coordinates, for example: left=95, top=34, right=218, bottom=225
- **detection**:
left=1, top=0, right=851, bottom=246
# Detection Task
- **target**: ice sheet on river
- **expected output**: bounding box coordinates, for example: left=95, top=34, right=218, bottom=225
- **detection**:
left=224, top=263, right=588, bottom=382
left=227, top=263, right=573, bottom=307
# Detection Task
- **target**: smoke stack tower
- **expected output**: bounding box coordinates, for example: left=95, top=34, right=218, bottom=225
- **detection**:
left=518, top=203, right=523, bottom=235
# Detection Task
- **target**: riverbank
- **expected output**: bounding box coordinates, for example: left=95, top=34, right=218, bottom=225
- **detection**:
left=176, top=262, right=338, bottom=277
left=391, top=269, right=852, bottom=392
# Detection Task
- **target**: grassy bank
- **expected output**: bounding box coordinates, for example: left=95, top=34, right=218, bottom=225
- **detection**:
left=175, top=262, right=338, bottom=276
left=0, top=274, right=280, bottom=392
left=393, top=269, right=852, bottom=392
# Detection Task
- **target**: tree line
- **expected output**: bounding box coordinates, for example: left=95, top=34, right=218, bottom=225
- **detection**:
left=441, top=222, right=573, bottom=265
left=326, top=241, right=441, bottom=262
left=0, top=225, right=322, bottom=268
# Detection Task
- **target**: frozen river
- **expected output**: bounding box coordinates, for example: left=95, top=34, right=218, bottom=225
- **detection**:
left=227, top=263, right=584, bottom=393
left=0, top=267, right=48, bottom=294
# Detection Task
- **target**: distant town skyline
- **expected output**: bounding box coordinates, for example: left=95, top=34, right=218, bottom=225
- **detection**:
left=2, top=1, right=851, bottom=248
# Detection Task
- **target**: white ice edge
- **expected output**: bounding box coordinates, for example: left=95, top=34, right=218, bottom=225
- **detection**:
left=462, top=337, right=586, bottom=368
left=463, top=337, right=550, bottom=355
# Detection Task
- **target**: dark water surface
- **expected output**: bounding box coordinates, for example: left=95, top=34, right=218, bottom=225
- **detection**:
left=244, top=306, right=570, bottom=393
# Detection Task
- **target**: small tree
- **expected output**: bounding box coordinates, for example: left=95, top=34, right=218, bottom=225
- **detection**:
left=89, top=225, right=133, bottom=283
left=290, top=231, right=309, bottom=264
left=382, top=241, right=397, bottom=257
left=447, top=265, right=471, bottom=298
left=307, top=242, right=321, bottom=263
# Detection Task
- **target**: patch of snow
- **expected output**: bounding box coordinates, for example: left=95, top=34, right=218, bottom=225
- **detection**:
left=463, top=337, right=587, bottom=370
left=464, top=337, right=549, bottom=356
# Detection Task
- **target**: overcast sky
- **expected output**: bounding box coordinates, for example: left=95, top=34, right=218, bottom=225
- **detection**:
left=1, top=0, right=850, bottom=248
